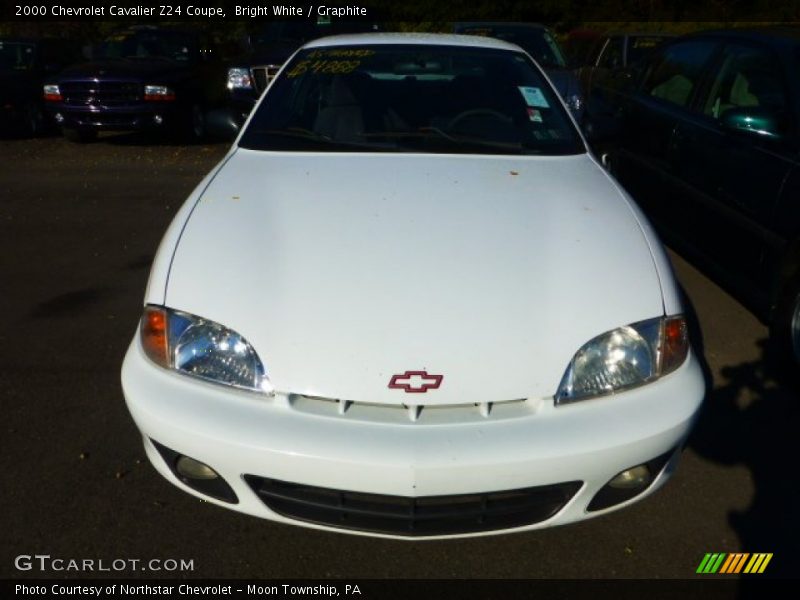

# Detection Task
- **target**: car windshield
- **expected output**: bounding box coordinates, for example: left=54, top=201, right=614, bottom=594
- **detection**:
left=94, top=31, right=195, bottom=62
left=0, top=41, right=36, bottom=71
left=239, top=44, right=584, bottom=156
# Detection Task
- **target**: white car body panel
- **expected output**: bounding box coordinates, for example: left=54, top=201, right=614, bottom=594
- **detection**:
left=163, top=151, right=665, bottom=405
left=122, top=337, right=704, bottom=540
left=124, top=32, right=705, bottom=538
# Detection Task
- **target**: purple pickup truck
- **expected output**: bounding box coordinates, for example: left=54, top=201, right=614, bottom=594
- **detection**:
left=44, top=27, right=226, bottom=142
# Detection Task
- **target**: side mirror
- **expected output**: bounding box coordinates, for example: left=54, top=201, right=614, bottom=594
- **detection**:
left=206, top=108, right=241, bottom=141
left=720, top=107, right=783, bottom=141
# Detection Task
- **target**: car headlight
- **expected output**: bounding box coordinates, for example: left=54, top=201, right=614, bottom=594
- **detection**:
left=555, top=315, right=689, bottom=405
left=140, top=306, right=272, bottom=394
left=144, top=85, right=176, bottom=101
left=227, top=67, right=253, bottom=90
left=43, top=84, right=62, bottom=101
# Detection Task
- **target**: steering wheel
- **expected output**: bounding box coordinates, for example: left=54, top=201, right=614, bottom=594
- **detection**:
left=447, top=108, right=511, bottom=130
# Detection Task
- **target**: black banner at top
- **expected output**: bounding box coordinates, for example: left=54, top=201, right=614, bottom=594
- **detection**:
left=3, top=0, right=800, bottom=23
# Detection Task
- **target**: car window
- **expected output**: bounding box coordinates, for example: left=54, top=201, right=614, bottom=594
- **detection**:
left=643, top=40, right=717, bottom=108
left=240, top=44, right=584, bottom=156
left=96, top=31, right=197, bottom=62
left=702, top=43, right=788, bottom=120
left=598, top=37, right=624, bottom=69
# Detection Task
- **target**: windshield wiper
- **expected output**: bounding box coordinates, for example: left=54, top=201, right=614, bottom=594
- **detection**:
left=250, top=127, right=397, bottom=150
left=254, top=127, right=333, bottom=141
left=365, top=127, right=528, bottom=153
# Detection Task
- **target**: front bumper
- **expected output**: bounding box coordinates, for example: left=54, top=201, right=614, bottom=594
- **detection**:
left=121, top=335, right=704, bottom=539
left=45, top=103, right=182, bottom=132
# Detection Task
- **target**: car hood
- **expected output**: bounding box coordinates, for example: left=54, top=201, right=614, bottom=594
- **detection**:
left=165, top=150, right=664, bottom=405
left=56, top=59, right=186, bottom=80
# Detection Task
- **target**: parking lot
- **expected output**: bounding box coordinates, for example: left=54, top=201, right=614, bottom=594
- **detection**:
left=1, top=133, right=797, bottom=580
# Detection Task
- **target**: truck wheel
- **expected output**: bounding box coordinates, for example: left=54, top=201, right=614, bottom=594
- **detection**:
left=63, top=127, right=97, bottom=143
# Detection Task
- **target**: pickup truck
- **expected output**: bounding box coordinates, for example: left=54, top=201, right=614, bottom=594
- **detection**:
left=44, top=27, right=226, bottom=142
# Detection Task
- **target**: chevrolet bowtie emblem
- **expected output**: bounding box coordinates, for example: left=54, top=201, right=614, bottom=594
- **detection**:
left=388, top=370, right=443, bottom=393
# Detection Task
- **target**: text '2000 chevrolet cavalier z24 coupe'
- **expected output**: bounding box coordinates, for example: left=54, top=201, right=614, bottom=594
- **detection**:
left=121, top=33, right=705, bottom=539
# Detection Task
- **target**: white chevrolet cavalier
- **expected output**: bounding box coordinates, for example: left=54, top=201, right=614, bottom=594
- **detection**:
left=122, top=33, right=705, bottom=538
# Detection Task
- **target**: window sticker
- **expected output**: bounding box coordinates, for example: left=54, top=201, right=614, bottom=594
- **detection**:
left=518, top=86, right=549, bottom=108
left=527, top=108, right=543, bottom=122
left=286, top=59, right=362, bottom=78
left=306, top=48, right=375, bottom=59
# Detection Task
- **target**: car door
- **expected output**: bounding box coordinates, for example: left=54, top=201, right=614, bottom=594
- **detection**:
left=669, top=40, right=796, bottom=303
left=615, top=39, right=719, bottom=232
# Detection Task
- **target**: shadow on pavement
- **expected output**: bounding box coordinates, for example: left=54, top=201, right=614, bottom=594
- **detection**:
left=683, top=284, right=799, bottom=581
left=694, top=344, right=798, bottom=578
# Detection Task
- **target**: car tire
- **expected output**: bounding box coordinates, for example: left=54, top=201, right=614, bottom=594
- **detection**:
left=771, top=275, right=800, bottom=372
left=63, top=127, right=97, bottom=143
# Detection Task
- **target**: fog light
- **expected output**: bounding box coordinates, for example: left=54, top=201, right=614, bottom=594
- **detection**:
left=176, top=456, right=219, bottom=480
left=151, top=440, right=238, bottom=503
left=54, top=113, right=64, bottom=123
left=608, top=465, right=651, bottom=489
left=153, top=114, right=164, bottom=125
left=587, top=449, right=675, bottom=512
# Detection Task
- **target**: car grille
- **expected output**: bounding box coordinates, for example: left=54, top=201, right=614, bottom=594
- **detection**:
left=287, top=394, right=538, bottom=424
left=244, top=476, right=582, bottom=536
left=60, top=81, right=141, bottom=106
left=250, top=65, right=281, bottom=92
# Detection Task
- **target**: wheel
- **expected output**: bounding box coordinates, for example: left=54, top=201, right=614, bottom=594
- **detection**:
left=63, top=127, right=97, bottom=143
left=771, top=276, right=800, bottom=370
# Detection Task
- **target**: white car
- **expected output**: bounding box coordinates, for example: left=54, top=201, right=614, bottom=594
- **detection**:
left=122, top=33, right=705, bottom=539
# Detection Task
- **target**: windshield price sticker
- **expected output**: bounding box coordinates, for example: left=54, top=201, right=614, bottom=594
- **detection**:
left=306, top=49, right=376, bottom=59
left=518, top=86, right=550, bottom=108
left=286, top=59, right=362, bottom=78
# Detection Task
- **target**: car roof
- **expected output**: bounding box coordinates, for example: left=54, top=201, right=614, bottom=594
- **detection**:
left=303, top=32, right=523, bottom=52
left=682, top=26, right=800, bottom=48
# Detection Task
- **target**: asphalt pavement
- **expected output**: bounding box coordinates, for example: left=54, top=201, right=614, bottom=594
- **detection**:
left=1, top=133, right=797, bottom=582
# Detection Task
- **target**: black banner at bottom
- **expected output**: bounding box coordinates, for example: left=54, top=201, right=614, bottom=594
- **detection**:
left=2, top=579, right=786, bottom=600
